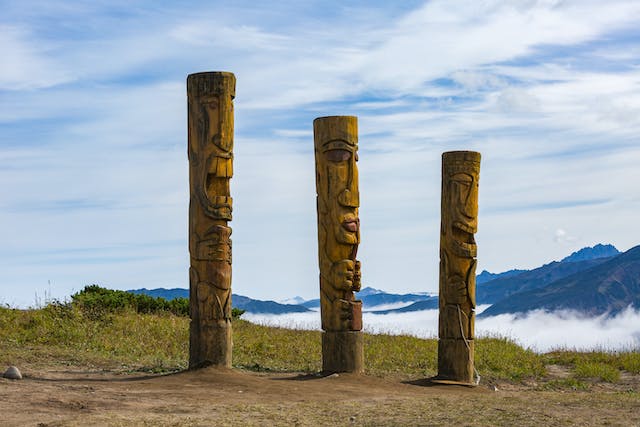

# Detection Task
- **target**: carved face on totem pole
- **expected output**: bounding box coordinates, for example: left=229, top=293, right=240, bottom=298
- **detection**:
left=317, top=139, right=360, bottom=250
left=437, top=151, right=480, bottom=384
left=187, top=73, right=235, bottom=323
left=439, top=151, right=480, bottom=339
left=314, top=116, right=362, bottom=332
left=188, top=92, right=234, bottom=221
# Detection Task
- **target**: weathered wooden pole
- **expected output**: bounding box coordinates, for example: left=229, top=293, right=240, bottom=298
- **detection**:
left=313, top=116, right=364, bottom=373
left=436, top=151, right=480, bottom=385
left=187, top=72, right=235, bottom=368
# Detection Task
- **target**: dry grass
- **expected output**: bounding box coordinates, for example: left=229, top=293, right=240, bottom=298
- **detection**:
left=1, top=304, right=638, bottom=387
left=1, top=304, right=640, bottom=426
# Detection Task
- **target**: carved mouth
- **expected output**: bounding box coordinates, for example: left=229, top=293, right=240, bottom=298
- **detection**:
left=453, top=220, right=476, bottom=234
left=451, top=222, right=477, bottom=258
left=342, top=218, right=359, bottom=233
left=452, top=239, right=477, bottom=258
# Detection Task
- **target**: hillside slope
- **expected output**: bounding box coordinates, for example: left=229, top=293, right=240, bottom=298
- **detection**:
left=476, top=257, right=612, bottom=304
left=481, top=245, right=640, bottom=317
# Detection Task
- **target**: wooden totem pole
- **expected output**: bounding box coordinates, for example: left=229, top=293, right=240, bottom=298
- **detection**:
left=313, top=116, right=364, bottom=373
left=437, top=151, right=480, bottom=384
left=187, top=72, right=235, bottom=368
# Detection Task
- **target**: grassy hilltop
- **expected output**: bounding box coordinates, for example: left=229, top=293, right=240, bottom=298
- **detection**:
left=1, top=286, right=638, bottom=389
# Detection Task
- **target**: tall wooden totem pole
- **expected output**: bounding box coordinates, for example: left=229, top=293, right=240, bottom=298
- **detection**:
left=313, top=116, right=364, bottom=373
left=187, top=72, right=235, bottom=368
left=437, top=151, right=480, bottom=384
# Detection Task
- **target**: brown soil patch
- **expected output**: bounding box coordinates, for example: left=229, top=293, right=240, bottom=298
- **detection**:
left=1, top=366, right=639, bottom=426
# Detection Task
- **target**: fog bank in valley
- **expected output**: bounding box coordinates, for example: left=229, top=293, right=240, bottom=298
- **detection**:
left=243, top=306, right=640, bottom=352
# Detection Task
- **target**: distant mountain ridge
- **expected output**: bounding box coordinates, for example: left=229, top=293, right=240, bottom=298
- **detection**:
left=476, top=243, right=623, bottom=304
left=129, top=243, right=634, bottom=317
left=130, top=286, right=436, bottom=315
left=279, top=296, right=306, bottom=305
left=481, top=244, right=640, bottom=317
left=128, top=288, right=312, bottom=314
left=476, top=257, right=612, bottom=304
left=367, top=243, right=626, bottom=314
left=233, top=295, right=311, bottom=314
left=561, top=243, right=619, bottom=263
left=129, top=288, right=188, bottom=300
left=369, top=299, right=439, bottom=314
left=301, top=287, right=435, bottom=311
left=476, top=269, right=526, bottom=285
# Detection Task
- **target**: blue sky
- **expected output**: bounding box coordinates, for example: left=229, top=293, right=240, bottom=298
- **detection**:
left=2, top=0, right=640, bottom=307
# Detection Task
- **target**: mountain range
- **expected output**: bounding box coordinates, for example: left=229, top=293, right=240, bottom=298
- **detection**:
left=128, top=288, right=312, bottom=314
left=129, top=243, right=638, bottom=318
left=481, top=244, right=639, bottom=317
left=301, top=287, right=436, bottom=311
left=476, top=256, right=613, bottom=304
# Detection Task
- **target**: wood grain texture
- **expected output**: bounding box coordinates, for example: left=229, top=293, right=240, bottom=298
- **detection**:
left=437, top=151, right=480, bottom=384
left=314, top=116, right=363, bottom=373
left=187, top=72, right=235, bottom=368
left=322, top=331, right=364, bottom=374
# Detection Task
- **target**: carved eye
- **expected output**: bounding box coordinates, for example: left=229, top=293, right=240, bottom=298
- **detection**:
left=452, top=173, right=473, bottom=185
left=325, top=149, right=351, bottom=162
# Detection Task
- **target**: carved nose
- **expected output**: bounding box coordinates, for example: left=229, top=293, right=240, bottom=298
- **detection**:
left=464, top=198, right=478, bottom=218
left=338, top=188, right=359, bottom=207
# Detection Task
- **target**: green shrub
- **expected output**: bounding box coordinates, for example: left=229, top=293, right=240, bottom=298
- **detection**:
left=71, top=285, right=189, bottom=317
left=232, top=308, right=245, bottom=319
left=70, top=285, right=244, bottom=319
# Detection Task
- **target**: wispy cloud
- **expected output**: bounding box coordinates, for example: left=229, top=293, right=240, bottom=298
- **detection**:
left=1, top=0, right=640, bottom=306
left=0, top=25, right=71, bottom=90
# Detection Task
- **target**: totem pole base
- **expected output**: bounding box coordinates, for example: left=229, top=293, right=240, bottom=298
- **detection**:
left=435, top=338, right=476, bottom=385
left=322, top=331, right=364, bottom=374
left=189, top=320, right=232, bottom=369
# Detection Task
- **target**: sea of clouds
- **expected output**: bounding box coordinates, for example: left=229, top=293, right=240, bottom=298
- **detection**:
left=243, top=305, right=640, bottom=353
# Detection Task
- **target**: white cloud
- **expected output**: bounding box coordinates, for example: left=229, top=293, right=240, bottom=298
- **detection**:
left=353, top=0, right=640, bottom=94
left=450, top=70, right=506, bottom=92
left=1, top=0, right=640, bottom=308
left=554, top=228, right=578, bottom=244
left=495, top=87, right=540, bottom=113
left=0, top=25, right=71, bottom=90
left=243, top=307, right=640, bottom=352
left=477, top=307, right=640, bottom=352
left=170, top=23, right=291, bottom=50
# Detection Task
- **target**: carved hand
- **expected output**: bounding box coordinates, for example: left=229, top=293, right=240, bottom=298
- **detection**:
left=330, top=259, right=357, bottom=292
left=337, top=298, right=353, bottom=321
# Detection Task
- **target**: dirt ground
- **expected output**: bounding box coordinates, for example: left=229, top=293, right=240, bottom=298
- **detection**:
left=1, top=365, right=639, bottom=426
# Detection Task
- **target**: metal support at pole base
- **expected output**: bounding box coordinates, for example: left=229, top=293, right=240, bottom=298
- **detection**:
left=322, top=330, right=364, bottom=374
left=189, top=319, right=232, bottom=369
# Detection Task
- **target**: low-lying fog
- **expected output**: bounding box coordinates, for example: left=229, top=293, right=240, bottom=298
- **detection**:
left=243, top=305, right=640, bottom=353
